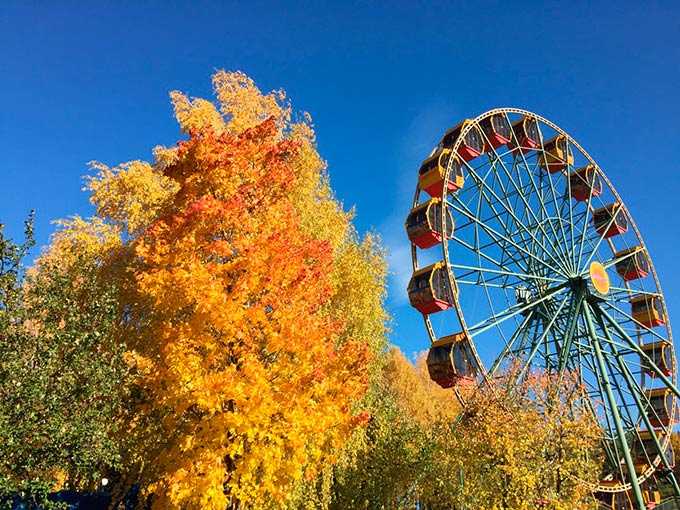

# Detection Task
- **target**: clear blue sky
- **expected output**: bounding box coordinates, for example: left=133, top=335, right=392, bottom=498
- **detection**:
left=2, top=1, right=679, bottom=356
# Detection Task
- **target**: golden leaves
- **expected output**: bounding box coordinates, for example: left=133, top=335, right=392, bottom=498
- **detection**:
left=212, top=70, right=289, bottom=134
left=33, top=215, right=122, bottom=273
left=441, top=369, right=601, bottom=510
left=85, top=160, right=179, bottom=235
left=170, top=91, right=226, bottom=135
left=110, top=71, right=385, bottom=509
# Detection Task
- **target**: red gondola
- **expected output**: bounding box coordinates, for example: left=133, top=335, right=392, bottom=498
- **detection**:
left=479, top=114, right=512, bottom=149
left=407, top=262, right=454, bottom=314
left=645, top=388, right=674, bottom=427
left=640, top=340, right=673, bottom=377
left=592, top=202, right=628, bottom=238
left=418, top=148, right=464, bottom=198
left=405, top=199, right=454, bottom=249
left=440, top=120, right=485, bottom=161
left=569, top=165, right=602, bottom=202
left=426, top=332, right=477, bottom=388
left=508, top=116, right=540, bottom=153
left=614, top=246, right=649, bottom=281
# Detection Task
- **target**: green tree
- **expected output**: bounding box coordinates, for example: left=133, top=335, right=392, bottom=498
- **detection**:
left=0, top=215, right=131, bottom=506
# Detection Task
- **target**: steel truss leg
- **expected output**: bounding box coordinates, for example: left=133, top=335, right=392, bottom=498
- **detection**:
left=593, top=303, right=680, bottom=504
left=583, top=302, right=646, bottom=510
left=595, top=308, right=680, bottom=502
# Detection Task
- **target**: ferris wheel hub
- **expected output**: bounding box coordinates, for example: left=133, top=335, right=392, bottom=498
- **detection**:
left=589, top=261, right=611, bottom=295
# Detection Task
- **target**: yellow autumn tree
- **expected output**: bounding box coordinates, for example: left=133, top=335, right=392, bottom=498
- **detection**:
left=32, top=71, right=388, bottom=509
left=313, top=351, right=602, bottom=510
left=440, top=368, right=603, bottom=510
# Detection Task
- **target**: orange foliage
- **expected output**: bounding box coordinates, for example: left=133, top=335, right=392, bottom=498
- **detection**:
left=124, top=118, right=373, bottom=508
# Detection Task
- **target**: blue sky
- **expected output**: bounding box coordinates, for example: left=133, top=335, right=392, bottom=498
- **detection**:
left=2, top=1, right=679, bottom=357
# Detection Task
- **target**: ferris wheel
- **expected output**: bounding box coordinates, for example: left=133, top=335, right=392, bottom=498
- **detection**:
left=404, top=108, right=679, bottom=509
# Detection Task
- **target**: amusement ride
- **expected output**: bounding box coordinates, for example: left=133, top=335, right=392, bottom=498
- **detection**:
left=404, top=108, right=678, bottom=510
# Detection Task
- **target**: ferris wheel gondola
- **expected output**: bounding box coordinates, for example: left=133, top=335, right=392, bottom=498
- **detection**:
left=404, top=108, right=679, bottom=510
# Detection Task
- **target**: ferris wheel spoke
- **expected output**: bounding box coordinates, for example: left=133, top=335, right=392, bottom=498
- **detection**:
left=557, top=293, right=585, bottom=372
left=462, top=151, right=571, bottom=273
left=447, top=198, right=568, bottom=278
left=466, top=284, right=568, bottom=337
left=601, top=249, right=640, bottom=271
left=592, top=330, right=637, bottom=356
left=595, top=303, right=680, bottom=401
left=564, top=138, right=578, bottom=271
left=450, top=192, right=532, bottom=276
left=534, top=138, right=575, bottom=274
left=580, top=205, right=625, bottom=275
left=451, top=235, right=530, bottom=279
left=512, top=293, right=570, bottom=382
left=487, top=311, right=536, bottom=377
left=479, top=133, right=574, bottom=271
left=450, top=263, right=562, bottom=285
left=508, top=135, right=574, bottom=270
left=538, top=295, right=574, bottom=370
left=456, top=164, right=567, bottom=276
left=576, top=178, right=602, bottom=272
left=607, top=287, right=660, bottom=298
left=582, top=302, right=647, bottom=507
left=484, top=155, right=535, bottom=262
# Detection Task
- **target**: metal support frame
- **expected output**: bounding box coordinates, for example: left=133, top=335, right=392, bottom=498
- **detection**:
left=594, top=307, right=680, bottom=504
left=583, top=301, right=646, bottom=510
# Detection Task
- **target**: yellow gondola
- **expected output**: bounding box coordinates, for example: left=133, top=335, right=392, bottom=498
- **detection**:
left=405, top=198, right=454, bottom=249
left=418, top=148, right=464, bottom=198
left=426, top=332, right=477, bottom=388
left=407, top=262, right=454, bottom=315
left=645, top=387, right=674, bottom=427
left=538, top=134, right=574, bottom=173
left=640, top=340, right=673, bottom=377
left=631, top=294, right=666, bottom=329
left=440, top=120, right=485, bottom=161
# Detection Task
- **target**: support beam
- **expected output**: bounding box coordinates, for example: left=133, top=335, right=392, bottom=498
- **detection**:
left=594, top=308, right=680, bottom=504
left=583, top=302, right=646, bottom=510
